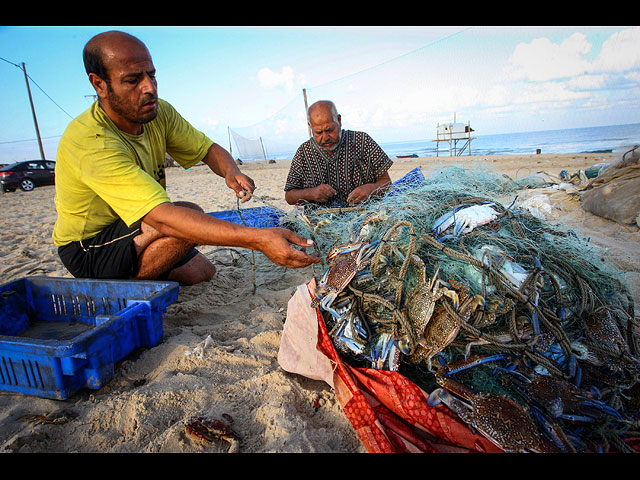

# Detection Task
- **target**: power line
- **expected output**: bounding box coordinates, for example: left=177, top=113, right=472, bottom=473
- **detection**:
left=307, top=27, right=473, bottom=90
left=234, top=27, right=474, bottom=131
left=1, top=56, right=75, bottom=120
left=0, top=135, right=62, bottom=145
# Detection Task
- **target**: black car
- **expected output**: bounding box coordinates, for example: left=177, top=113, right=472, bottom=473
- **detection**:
left=0, top=160, right=55, bottom=192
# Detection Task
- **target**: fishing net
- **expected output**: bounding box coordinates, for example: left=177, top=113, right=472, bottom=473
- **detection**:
left=229, top=129, right=267, bottom=162
left=270, top=165, right=639, bottom=453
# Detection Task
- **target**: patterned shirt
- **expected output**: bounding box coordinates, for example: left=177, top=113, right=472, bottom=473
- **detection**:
left=284, top=130, right=393, bottom=207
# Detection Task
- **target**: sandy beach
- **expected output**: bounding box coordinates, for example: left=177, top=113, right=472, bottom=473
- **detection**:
left=1, top=152, right=638, bottom=453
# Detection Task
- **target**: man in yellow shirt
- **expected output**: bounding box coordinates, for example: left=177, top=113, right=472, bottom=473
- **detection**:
left=53, top=30, right=319, bottom=285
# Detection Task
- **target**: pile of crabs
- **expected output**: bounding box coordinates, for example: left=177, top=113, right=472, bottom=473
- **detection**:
left=301, top=192, right=640, bottom=453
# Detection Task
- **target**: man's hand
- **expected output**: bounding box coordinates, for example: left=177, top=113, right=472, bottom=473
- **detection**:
left=347, top=184, right=376, bottom=205
left=200, top=143, right=256, bottom=203
left=225, top=172, right=256, bottom=203
left=143, top=203, right=321, bottom=269
left=347, top=172, right=392, bottom=205
left=310, top=184, right=337, bottom=203
left=257, top=228, right=321, bottom=268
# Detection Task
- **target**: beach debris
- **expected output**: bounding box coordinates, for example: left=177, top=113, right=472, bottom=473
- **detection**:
left=579, top=147, right=640, bottom=227
left=559, top=169, right=589, bottom=185
left=620, top=145, right=639, bottom=167
left=185, top=415, right=240, bottom=453
left=19, top=409, right=77, bottom=426
left=184, top=334, right=214, bottom=359
left=518, top=194, right=553, bottom=220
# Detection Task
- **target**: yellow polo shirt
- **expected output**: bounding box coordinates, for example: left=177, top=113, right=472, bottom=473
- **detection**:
left=52, top=99, right=213, bottom=247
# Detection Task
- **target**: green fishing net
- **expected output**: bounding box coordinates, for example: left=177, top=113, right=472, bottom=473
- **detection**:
left=260, top=165, right=639, bottom=451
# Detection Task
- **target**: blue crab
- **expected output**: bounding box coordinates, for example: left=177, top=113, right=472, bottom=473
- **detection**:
left=329, top=300, right=371, bottom=356
left=500, top=369, right=624, bottom=452
left=504, top=371, right=623, bottom=424
left=311, top=240, right=379, bottom=319
left=410, top=292, right=484, bottom=372
left=432, top=203, right=500, bottom=241
left=400, top=263, right=458, bottom=355
left=428, top=377, right=549, bottom=453
left=583, top=309, right=638, bottom=372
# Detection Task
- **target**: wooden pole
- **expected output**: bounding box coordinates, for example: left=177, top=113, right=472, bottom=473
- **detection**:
left=303, top=88, right=311, bottom=138
left=21, top=62, right=45, bottom=160
left=260, top=136, right=267, bottom=162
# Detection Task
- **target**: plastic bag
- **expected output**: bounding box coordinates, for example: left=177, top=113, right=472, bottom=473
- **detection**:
left=278, top=279, right=335, bottom=387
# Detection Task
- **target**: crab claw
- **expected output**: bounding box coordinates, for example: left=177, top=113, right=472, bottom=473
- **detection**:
left=432, top=210, right=457, bottom=238
left=556, top=305, right=567, bottom=321
left=427, top=388, right=449, bottom=407
left=397, top=335, right=412, bottom=355
left=442, top=289, right=460, bottom=309
left=319, top=293, right=344, bottom=320
left=453, top=217, right=471, bottom=237
left=469, top=294, right=485, bottom=311
left=327, top=243, right=363, bottom=261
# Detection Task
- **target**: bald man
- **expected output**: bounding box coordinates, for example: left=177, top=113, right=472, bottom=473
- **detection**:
left=284, top=100, right=393, bottom=208
left=53, top=31, right=319, bottom=285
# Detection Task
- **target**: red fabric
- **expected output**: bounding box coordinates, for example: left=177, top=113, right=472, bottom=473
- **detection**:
left=311, top=284, right=640, bottom=453
left=314, top=305, right=502, bottom=453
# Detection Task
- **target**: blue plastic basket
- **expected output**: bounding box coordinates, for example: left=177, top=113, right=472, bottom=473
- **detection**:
left=207, top=206, right=283, bottom=228
left=0, top=276, right=179, bottom=399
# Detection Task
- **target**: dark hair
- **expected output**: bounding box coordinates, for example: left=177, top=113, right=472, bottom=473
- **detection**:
left=82, top=31, right=145, bottom=81
left=83, top=43, right=109, bottom=81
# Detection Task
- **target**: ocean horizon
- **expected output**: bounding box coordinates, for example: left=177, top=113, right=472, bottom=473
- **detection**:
left=380, top=122, right=640, bottom=158
left=255, top=122, right=640, bottom=162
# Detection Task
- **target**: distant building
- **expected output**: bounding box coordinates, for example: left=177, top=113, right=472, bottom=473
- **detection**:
left=433, top=119, right=475, bottom=156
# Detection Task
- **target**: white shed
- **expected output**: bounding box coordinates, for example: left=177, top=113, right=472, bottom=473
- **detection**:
left=433, top=119, right=475, bottom=156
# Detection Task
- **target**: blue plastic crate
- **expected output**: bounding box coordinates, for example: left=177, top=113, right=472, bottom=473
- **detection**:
left=207, top=206, right=283, bottom=228
left=0, top=276, right=179, bottom=399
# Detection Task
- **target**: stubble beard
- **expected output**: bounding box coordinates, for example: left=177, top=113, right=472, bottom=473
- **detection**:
left=105, top=83, right=158, bottom=126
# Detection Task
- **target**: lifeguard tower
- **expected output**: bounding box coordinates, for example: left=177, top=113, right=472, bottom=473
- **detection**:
left=433, top=115, right=475, bottom=156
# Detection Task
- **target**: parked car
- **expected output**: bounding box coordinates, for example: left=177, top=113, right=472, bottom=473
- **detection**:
left=0, top=160, right=55, bottom=192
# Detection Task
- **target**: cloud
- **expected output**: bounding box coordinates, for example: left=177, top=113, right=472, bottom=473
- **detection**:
left=507, top=32, right=592, bottom=82
left=505, top=27, right=640, bottom=85
left=514, top=82, right=590, bottom=105
left=567, top=74, right=608, bottom=91
left=257, top=66, right=304, bottom=93
left=593, top=27, right=640, bottom=73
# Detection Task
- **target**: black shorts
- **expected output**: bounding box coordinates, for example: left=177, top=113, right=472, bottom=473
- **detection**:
left=58, top=219, right=198, bottom=280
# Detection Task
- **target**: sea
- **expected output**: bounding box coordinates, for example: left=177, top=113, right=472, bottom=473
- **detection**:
left=379, top=123, right=640, bottom=159
left=258, top=123, right=640, bottom=161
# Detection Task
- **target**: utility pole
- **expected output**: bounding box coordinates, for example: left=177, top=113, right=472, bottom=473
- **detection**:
left=21, top=62, right=45, bottom=160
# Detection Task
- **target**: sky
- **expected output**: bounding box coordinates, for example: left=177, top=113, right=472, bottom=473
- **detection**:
left=1, top=25, right=639, bottom=162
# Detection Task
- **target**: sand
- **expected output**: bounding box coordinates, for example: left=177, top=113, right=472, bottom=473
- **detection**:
left=0, top=152, right=638, bottom=453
